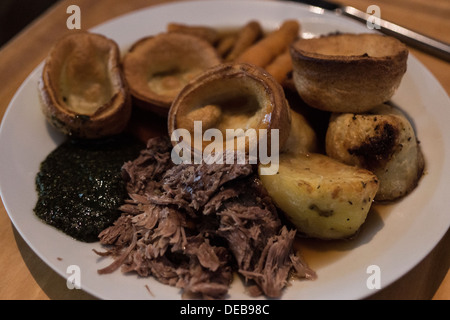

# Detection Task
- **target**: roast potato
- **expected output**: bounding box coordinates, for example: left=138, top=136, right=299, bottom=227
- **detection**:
left=259, top=152, right=379, bottom=239
left=326, top=104, right=424, bottom=201
left=281, top=109, right=318, bottom=154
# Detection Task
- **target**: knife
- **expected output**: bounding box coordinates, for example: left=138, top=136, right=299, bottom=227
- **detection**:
left=283, top=0, right=450, bottom=62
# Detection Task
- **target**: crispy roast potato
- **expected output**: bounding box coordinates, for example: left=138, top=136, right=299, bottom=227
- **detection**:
left=259, top=152, right=379, bottom=239
left=326, top=104, right=424, bottom=201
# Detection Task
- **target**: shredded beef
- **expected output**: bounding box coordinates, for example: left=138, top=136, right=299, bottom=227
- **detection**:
left=96, top=136, right=316, bottom=299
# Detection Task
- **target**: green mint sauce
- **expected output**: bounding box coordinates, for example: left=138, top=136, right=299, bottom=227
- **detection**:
left=33, top=134, right=144, bottom=242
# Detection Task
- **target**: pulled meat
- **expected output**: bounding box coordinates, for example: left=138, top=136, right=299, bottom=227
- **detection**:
left=96, top=136, right=316, bottom=299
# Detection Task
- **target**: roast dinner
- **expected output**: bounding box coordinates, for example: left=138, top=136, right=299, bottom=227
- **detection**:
left=34, top=19, right=424, bottom=299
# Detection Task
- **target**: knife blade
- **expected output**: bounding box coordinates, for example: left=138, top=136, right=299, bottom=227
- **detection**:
left=284, top=0, right=450, bottom=62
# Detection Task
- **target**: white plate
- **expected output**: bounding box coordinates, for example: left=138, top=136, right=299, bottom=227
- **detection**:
left=1, top=0, right=449, bottom=300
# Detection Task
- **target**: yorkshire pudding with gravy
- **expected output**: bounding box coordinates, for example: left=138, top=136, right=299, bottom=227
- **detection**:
left=39, top=32, right=131, bottom=139
left=168, top=63, right=291, bottom=157
left=290, top=33, right=408, bottom=113
left=123, top=32, right=221, bottom=116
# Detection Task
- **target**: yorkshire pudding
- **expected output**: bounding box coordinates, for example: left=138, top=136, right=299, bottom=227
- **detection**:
left=123, top=32, right=221, bottom=116
left=39, top=32, right=131, bottom=139
left=290, top=33, right=408, bottom=113
left=168, top=63, right=291, bottom=158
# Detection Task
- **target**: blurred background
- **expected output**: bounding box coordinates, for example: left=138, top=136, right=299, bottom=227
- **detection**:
left=0, top=0, right=59, bottom=48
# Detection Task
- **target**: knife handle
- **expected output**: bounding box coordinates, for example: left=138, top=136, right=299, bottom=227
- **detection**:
left=293, top=0, right=341, bottom=10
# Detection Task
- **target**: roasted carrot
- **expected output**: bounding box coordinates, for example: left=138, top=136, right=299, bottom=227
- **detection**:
left=235, top=19, right=300, bottom=67
left=265, top=48, right=292, bottom=84
left=226, top=20, right=262, bottom=61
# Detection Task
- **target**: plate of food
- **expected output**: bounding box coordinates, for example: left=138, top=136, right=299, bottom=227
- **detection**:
left=1, top=0, right=449, bottom=300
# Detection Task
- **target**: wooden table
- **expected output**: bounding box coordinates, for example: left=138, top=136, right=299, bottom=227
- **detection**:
left=0, top=0, right=448, bottom=300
